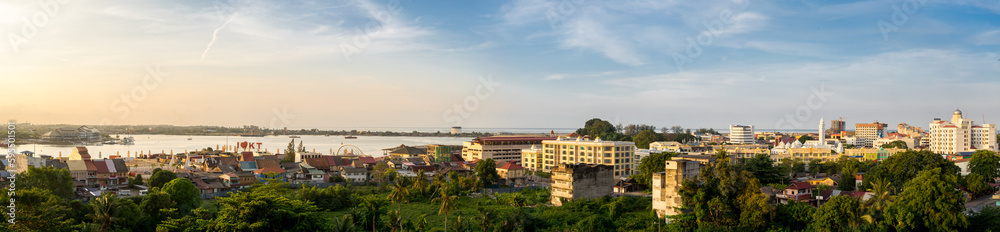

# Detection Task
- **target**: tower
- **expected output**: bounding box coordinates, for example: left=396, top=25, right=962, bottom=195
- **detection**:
left=819, top=117, right=825, bottom=146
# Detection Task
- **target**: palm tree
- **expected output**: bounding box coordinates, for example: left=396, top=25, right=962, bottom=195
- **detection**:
left=387, top=182, right=410, bottom=232
left=476, top=207, right=491, bottom=232
left=861, top=178, right=894, bottom=225
left=331, top=215, right=356, bottom=232
left=413, top=171, right=429, bottom=195
left=361, top=196, right=387, bottom=232
left=434, top=186, right=458, bottom=232
left=91, top=193, right=122, bottom=232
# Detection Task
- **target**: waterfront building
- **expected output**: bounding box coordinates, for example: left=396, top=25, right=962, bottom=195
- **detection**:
left=462, top=136, right=555, bottom=165
left=550, top=164, right=614, bottom=206
left=928, top=109, right=997, bottom=154
left=728, top=125, right=755, bottom=144
left=541, top=137, right=636, bottom=179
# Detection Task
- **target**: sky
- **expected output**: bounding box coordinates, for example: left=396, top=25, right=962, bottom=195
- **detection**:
left=1, top=0, right=999, bottom=131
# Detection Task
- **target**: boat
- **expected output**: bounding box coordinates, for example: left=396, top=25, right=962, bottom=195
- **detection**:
left=345, top=136, right=358, bottom=139
left=121, top=136, right=135, bottom=145
left=289, top=135, right=300, bottom=138
left=187, top=138, right=193, bottom=140
left=240, top=134, right=265, bottom=137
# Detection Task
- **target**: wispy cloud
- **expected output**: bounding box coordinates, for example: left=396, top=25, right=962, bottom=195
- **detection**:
left=201, top=12, right=238, bottom=61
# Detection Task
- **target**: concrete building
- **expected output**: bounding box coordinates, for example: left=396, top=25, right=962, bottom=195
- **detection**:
left=451, top=126, right=462, bottom=134
left=550, top=164, right=614, bottom=206
left=13, top=151, right=47, bottom=173
left=728, top=125, right=755, bottom=144
left=826, top=119, right=846, bottom=135
left=41, top=126, right=102, bottom=142
left=649, top=141, right=683, bottom=152
left=897, top=123, right=926, bottom=137
left=652, top=157, right=705, bottom=218
left=520, top=145, right=543, bottom=172
left=856, top=121, right=888, bottom=147
left=462, top=136, right=556, bottom=165
left=497, top=161, right=527, bottom=186
left=929, top=109, right=997, bottom=155
left=541, top=137, right=636, bottom=179
left=844, top=148, right=907, bottom=162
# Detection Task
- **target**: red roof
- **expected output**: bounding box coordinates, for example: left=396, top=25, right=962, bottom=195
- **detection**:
left=256, top=159, right=280, bottom=169
left=358, top=157, right=377, bottom=164
left=75, top=147, right=91, bottom=159
left=240, top=152, right=254, bottom=162
left=786, top=182, right=815, bottom=190
left=475, top=136, right=557, bottom=142
left=305, top=158, right=330, bottom=170
left=93, top=160, right=110, bottom=174
left=85, top=160, right=97, bottom=172
left=253, top=167, right=286, bottom=174
left=499, top=162, right=524, bottom=170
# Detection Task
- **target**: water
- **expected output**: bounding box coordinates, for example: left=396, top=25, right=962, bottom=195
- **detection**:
left=313, top=127, right=578, bottom=134
left=18, top=135, right=475, bottom=159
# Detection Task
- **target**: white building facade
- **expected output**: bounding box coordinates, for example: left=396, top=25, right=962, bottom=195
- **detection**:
left=929, top=109, right=997, bottom=155
left=729, top=125, right=755, bottom=144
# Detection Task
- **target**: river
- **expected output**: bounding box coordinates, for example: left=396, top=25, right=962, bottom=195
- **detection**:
left=17, top=135, right=475, bottom=159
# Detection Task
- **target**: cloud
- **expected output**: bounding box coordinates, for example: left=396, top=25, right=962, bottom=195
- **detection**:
left=971, top=30, right=1000, bottom=45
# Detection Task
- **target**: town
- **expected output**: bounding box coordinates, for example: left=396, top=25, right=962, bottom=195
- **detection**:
left=2, top=109, right=998, bottom=231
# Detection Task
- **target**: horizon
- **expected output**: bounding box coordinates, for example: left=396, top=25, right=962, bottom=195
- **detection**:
left=3, top=1, right=1000, bottom=131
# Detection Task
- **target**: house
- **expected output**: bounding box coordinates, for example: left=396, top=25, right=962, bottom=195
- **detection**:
left=613, top=178, right=640, bottom=193
left=239, top=152, right=254, bottom=162
left=340, top=166, right=368, bottom=182
left=93, top=160, right=112, bottom=186
left=496, top=161, right=527, bottom=186
left=296, top=163, right=326, bottom=184
left=253, top=167, right=287, bottom=182
left=816, top=189, right=873, bottom=206
left=357, top=157, right=377, bottom=169
left=67, top=160, right=90, bottom=187
left=384, top=144, right=427, bottom=158
left=807, top=176, right=839, bottom=187
left=778, top=182, right=815, bottom=204
left=238, top=161, right=258, bottom=172
left=112, top=159, right=129, bottom=184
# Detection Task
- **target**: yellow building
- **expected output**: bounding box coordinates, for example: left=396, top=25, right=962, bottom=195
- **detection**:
left=521, top=145, right=543, bottom=172
left=541, top=137, right=636, bottom=179
left=771, top=148, right=840, bottom=162
left=843, top=148, right=907, bottom=162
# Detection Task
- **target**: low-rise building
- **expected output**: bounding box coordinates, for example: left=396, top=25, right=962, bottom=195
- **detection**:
left=541, top=137, right=636, bottom=179
left=497, top=161, right=527, bottom=186
left=652, top=158, right=704, bottom=218
left=549, top=164, right=614, bottom=206
left=341, top=166, right=368, bottom=182
left=463, top=136, right=556, bottom=165
left=777, top=182, right=815, bottom=204
left=520, top=145, right=543, bottom=172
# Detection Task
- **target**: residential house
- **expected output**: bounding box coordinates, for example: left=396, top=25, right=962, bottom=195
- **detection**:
left=340, top=166, right=368, bottom=182
left=496, top=161, right=527, bottom=186
left=778, top=182, right=815, bottom=204
left=253, top=167, right=287, bottom=182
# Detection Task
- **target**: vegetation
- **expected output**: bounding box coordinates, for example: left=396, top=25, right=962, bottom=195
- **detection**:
left=631, top=152, right=677, bottom=187
left=880, top=140, right=909, bottom=149
left=474, top=158, right=500, bottom=187
left=632, top=129, right=664, bottom=149
left=148, top=169, right=178, bottom=189
left=17, top=165, right=75, bottom=199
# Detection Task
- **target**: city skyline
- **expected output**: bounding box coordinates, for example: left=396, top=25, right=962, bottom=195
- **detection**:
left=3, top=0, right=1000, bottom=130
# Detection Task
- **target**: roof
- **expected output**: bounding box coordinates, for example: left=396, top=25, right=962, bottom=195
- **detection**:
left=281, top=162, right=300, bottom=171
left=411, top=165, right=435, bottom=172
left=112, top=159, right=128, bottom=173
left=326, top=156, right=347, bottom=166
left=498, top=162, right=524, bottom=170
left=305, top=158, right=330, bottom=170
left=358, top=157, right=377, bottom=164
left=474, top=136, right=557, bottom=142
left=256, top=159, right=280, bottom=169
left=253, top=167, right=286, bottom=174
left=93, top=160, right=110, bottom=174
left=67, top=160, right=88, bottom=171
left=786, top=182, right=815, bottom=190
left=240, top=152, right=254, bottom=162
left=239, top=161, right=258, bottom=171
left=85, top=160, right=97, bottom=172
left=104, top=160, right=117, bottom=173
left=341, top=167, right=368, bottom=173
left=388, top=145, right=427, bottom=156
left=75, top=147, right=91, bottom=159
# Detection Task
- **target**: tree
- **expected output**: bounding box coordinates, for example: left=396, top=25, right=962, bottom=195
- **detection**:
left=965, top=173, right=993, bottom=197
left=131, top=174, right=145, bottom=186
left=387, top=181, right=410, bottom=232
left=808, top=159, right=823, bottom=176
left=210, top=191, right=328, bottom=231
left=632, top=152, right=676, bottom=187
left=360, top=195, right=388, bottom=232
left=968, top=150, right=1000, bottom=182
left=838, top=161, right=858, bottom=191
left=679, top=150, right=772, bottom=230
left=885, top=168, right=967, bottom=231
left=140, top=189, right=176, bottom=224
left=740, top=154, right=787, bottom=185
left=475, top=158, right=500, bottom=187
left=880, top=140, right=908, bottom=149
left=968, top=205, right=1000, bottom=232
left=860, top=177, right=894, bottom=228
left=864, top=150, right=960, bottom=190
left=670, top=126, right=684, bottom=134
left=0, top=188, right=76, bottom=231
left=632, top=129, right=663, bottom=149
left=148, top=169, right=178, bottom=189
left=435, top=186, right=458, bottom=232
left=298, top=141, right=305, bottom=153
left=17, top=166, right=74, bottom=199
left=798, top=135, right=813, bottom=144
left=161, top=178, right=201, bottom=213
left=285, top=139, right=297, bottom=162
left=773, top=201, right=815, bottom=231
left=91, top=193, right=123, bottom=232
left=811, top=195, right=861, bottom=232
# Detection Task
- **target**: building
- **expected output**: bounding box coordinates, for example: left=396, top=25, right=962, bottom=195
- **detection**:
left=13, top=151, right=47, bottom=173
left=384, top=144, right=427, bottom=158
left=929, top=109, right=997, bottom=155
left=728, top=125, right=755, bottom=144
left=462, top=136, right=556, bottom=165
left=549, top=164, right=614, bottom=206
left=541, top=137, right=636, bottom=179
left=826, top=119, right=846, bottom=135
left=41, top=126, right=102, bottom=142
left=295, top=152, right=325, bottom=163
left=777, top=182, right=816, bottom=204
left=856, top=121, right=888, bottom=147
left=844, top=148, right=907, bottom=162
left=451, top=126, right=462, bottom=134
left=520, top=145, right=543, bottom=172
left=897, top=123, right=926, bottom=137
left=69, top=147, right=92, bottom=161
left=648, top=141, right=683, bottom=152
left=496, top=161, right=527, bottom=186
left=652, top=157, right=705, bottom=218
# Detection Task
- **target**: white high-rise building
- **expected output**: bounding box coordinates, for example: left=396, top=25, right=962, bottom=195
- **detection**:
left=929, top=109, right=997, bottom=155
left=729, top=125, right=755, bottom=144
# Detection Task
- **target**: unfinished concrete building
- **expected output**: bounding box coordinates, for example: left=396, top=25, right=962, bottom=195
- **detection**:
left=652, top=155, right=711, bottom=218
left=550, top=163, right=614, bottom=206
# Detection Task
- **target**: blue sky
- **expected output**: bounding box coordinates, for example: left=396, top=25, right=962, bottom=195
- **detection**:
left=2, top=0, right=999, bottom=131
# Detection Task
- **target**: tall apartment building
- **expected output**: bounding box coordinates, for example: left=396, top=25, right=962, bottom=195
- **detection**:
left=929, top=109, right=997, bottom=155
left=540, top=137, right=636, bottom=179
left=462, top=136, right=555, bottom=164
left=549, top=163, right=614, bottom=206
left=826, top=119, right=846, bottom=135
left=520, top=145, right=543, bottom=172
left=855, top=121, right=887, bottom=147
left=728, top=125, right=755, bottom=144
left=652, top=157, right=706, bottom=218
